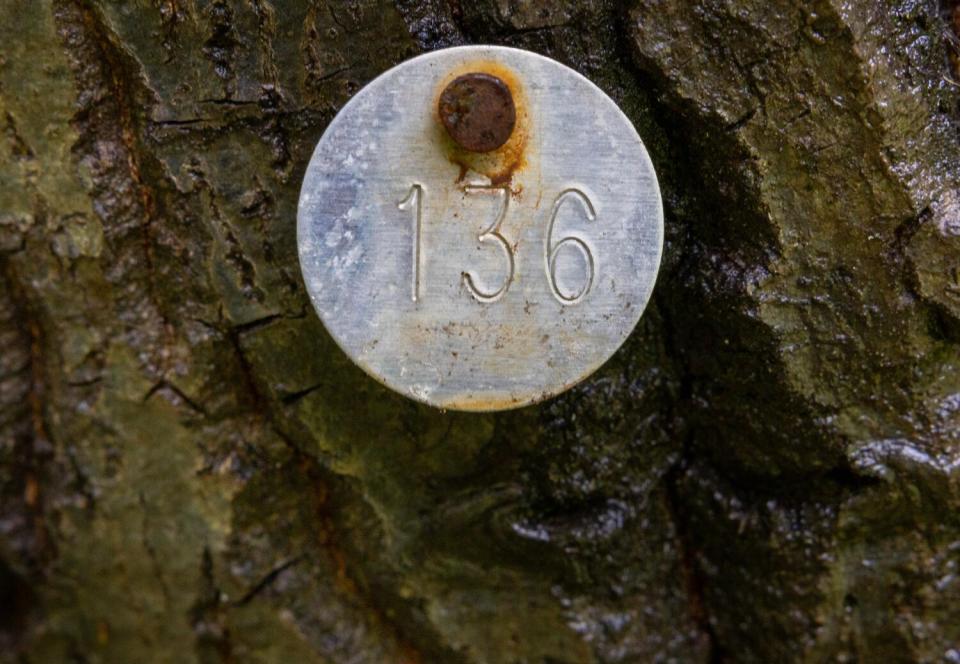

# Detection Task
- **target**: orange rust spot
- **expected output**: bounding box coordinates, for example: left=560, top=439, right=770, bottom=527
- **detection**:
left=439, top=393, right=528, bottom=412
left=24, top=475, right=39, bottom=506
left=399, top=644, right=423, bottom=664
left=433, top=59, right=531, bottom=193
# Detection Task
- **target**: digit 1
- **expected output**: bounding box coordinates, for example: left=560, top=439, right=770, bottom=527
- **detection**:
left=398, top=183, right=423, bottom=302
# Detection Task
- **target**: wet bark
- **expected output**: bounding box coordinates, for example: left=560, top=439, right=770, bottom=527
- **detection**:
left=2, top=1, right=960, bottom=662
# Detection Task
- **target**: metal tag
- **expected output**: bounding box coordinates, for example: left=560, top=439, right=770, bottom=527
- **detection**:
left=298, top=46, right=663, bottom=411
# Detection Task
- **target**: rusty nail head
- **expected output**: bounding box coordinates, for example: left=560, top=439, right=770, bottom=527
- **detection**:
left=438, top=72, right=516, bottom=153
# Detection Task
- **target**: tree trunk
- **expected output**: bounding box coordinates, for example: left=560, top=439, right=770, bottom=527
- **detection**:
left=2, top=1, right=960, bottom=662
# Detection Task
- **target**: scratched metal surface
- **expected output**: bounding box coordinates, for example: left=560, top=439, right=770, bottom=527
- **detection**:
left=298, top=46, right=663, bottom=411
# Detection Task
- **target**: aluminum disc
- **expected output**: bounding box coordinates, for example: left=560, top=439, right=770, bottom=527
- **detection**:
left=298, top=46, right=663, bottom=412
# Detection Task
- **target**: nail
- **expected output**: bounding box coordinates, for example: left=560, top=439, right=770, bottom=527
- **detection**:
left=438, top=73, right=516, bottom=153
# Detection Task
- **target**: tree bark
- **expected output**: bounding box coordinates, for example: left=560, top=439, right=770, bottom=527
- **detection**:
left=2, top=1, right=960, bottom=662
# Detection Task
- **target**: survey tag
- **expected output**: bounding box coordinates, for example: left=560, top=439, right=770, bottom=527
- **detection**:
left=298, top=46, right=663, bottom=411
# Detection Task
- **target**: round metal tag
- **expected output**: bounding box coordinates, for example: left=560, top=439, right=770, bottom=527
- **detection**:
left=298, top=46, right=663, bottom=412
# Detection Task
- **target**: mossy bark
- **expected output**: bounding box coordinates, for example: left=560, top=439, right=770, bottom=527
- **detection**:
left=2, top=1, right=960, bottom=662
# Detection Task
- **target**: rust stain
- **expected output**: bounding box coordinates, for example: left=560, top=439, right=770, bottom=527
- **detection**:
left=305, top=460, right=423, bottom=661
left=24, top=475, right=39, bottom=507
left=433, top=59, right=531, bottom=194
left=439, top=390, right=549, bottom=413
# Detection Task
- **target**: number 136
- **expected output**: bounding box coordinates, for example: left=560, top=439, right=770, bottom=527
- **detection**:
left=397, top=184, right=597, bottom=305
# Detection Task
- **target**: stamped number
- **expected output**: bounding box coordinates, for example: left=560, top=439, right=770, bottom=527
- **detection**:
left=399, top=184, right=597, bottom=305
left=397, top=183, right=423, bottom=302
left=462, top=185, right=515, bottom=302
left=545, top=189, right=597, bottom=305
